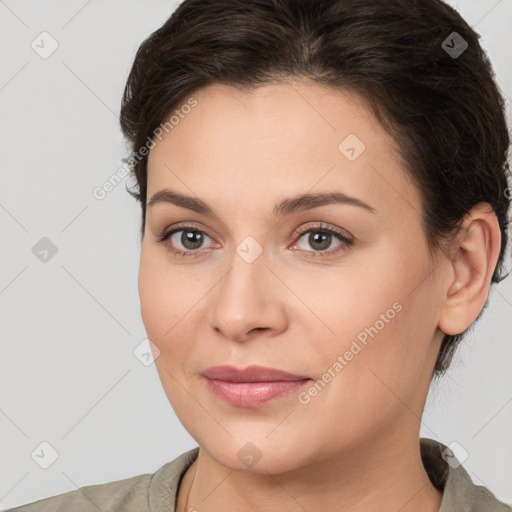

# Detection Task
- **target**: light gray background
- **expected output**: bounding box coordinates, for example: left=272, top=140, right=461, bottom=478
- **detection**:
left=1, top=0, right=511, bottom=509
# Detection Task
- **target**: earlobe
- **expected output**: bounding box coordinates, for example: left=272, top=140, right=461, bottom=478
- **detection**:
left=437, top=203, right=501, bottom=336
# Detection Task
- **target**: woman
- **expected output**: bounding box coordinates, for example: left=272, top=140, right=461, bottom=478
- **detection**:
left=8, top=0, right=511, bottom=510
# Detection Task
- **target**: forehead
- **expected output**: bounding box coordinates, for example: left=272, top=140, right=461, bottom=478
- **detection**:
left=146, top=80, right=420, bottom=221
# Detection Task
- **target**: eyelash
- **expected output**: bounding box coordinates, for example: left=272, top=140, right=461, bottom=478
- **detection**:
left=154, top=222, right=354, bottom=259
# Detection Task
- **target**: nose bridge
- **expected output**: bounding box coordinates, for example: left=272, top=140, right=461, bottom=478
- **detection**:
left=209, top=241, right=283, bottom=340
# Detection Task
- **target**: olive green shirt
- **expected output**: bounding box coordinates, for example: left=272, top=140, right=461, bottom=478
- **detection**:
left=6, top=438, right=512, bottom=511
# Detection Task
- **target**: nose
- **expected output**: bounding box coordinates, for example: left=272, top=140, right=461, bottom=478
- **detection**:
left=208, top=248, right=288, bottom=343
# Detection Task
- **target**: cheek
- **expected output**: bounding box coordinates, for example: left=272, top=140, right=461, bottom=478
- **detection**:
left=290, top=257, right=431, bottom=407
left=138, top=247, right=183, bottom=349
left=138, top=246, right=211, bottom=362
left=297, top=311, right=423, bottom=446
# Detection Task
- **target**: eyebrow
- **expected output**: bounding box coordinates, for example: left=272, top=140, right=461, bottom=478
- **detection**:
left=147, top=188, right=376, bottom=217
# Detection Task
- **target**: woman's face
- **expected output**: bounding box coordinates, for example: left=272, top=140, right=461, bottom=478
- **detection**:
left=139, top=80, right=447, bottom=472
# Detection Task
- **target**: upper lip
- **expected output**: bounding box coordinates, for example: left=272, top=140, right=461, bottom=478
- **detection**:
left=202, top=365, right=311, bottom=383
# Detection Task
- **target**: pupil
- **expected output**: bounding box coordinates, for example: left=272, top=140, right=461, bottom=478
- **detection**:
left=182, top=230, right=203, bottom=249
left=310, top=232, right=330, bottom=250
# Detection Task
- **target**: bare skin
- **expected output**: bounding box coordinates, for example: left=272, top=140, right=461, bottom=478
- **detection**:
left=138, top=79, right=501, bottom=512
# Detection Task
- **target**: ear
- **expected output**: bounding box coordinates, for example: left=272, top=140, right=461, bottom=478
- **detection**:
left=438, top=202, right=502, bottom=336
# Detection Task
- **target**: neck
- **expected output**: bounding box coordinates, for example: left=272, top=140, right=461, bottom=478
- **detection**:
left=176, top=426, right=443, bottom=512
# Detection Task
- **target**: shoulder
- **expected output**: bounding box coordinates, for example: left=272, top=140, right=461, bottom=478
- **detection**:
left=420, top=437, right=512, bottom=512
left=5, top=472, right=153, bottom=512
left=4, top=447, right=200, bottom=512
left=472, top=484, right=512, bottom=512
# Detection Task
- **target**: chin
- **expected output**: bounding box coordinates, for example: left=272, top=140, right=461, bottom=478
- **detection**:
left=208, top=445, right=303, bottom=475
left=192, top=427, right=317, bottom=475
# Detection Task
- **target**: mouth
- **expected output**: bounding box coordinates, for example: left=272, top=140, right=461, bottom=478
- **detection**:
left=201, top=364, right=311, bottom=382
left=201, top=365, right=312, bottom=407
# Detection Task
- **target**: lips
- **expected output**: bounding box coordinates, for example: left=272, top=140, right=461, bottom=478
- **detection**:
left=201, top=365, right=312, bottom=407
left=201, top=364, right=311, bottom=383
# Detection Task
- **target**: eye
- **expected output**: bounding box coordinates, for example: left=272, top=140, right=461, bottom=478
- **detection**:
left=291, top=222, right=353, bottom=257
left=155, top=222, right=217, bottom=258
left=170, top=229, right=211, bottom=250
left=154, top=221, right=353, bottom=259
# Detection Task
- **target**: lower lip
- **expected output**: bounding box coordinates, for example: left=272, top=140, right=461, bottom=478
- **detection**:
left=203, top=377, right=311, bottom=407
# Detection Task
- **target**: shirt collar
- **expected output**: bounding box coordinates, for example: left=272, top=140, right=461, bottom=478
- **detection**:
left=419, top=437, right=476, bottom=511
left=148, top=438, right=483, bottom=511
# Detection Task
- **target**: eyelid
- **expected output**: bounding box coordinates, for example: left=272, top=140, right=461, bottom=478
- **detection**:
left=155, top=221, right=215, bottom=242
left=288, top=222, right=353, bottom=256
left=293, top=221, right=353, bottom=241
